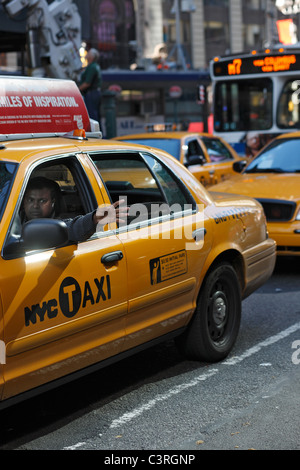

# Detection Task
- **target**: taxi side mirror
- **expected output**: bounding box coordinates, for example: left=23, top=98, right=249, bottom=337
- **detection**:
left=3, top=219, right=69, bottom=259
left=22, top=219, right=69, bottom=251
left=185, top=155, right=206, bottom=167
left=233, top=160, right=247, bottom=173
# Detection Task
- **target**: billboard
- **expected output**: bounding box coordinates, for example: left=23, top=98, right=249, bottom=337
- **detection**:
left=0, top=76, right=91, bottom=135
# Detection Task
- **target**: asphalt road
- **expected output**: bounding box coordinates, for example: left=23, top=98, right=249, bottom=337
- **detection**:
left=0, top=256, right=299, bottom=451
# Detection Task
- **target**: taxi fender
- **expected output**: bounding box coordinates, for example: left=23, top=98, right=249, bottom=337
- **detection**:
left=200, top=241, right=245, bottom=293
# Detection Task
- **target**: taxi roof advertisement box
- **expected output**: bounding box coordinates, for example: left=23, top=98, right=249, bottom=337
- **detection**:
left=0, top=77, right=91, bottom=135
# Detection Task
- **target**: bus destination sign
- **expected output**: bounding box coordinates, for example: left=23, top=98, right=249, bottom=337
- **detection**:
left=213, top=53, right=300, bottom=77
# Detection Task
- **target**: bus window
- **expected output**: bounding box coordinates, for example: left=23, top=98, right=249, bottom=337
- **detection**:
left=277, top=79, right=300, bottom=129
left=214, top=78, right=273, bottom=132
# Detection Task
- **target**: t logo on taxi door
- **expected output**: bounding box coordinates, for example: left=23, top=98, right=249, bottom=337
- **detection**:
left=59, top=277, right=82, bottom=318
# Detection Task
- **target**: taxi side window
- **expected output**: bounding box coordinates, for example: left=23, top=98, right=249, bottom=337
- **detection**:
left=4, top=157, right=97, bottom=258
left=185, top=139, right=206, bottom=166
left=91, top=151, right=193, bottom=223
left=142, top=153, right=191, bottom=209
left=187, top=140, right=204, bottom=158
left=202, top=138, right=233, bottom=161
left=32, top=163, right=86, bottom=218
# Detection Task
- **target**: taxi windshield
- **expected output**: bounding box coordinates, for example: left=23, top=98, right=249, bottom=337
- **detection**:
left=124, top=139, right=181, bottom=160
left=245, top=138, right=300, bottom=174
left=0, top=162, right=17, bottom=217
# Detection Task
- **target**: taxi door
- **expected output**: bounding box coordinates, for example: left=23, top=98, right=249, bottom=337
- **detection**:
left=121, top=212, right=212, bottom=351
left=106, top=151, right=212, bottom=352
left=0, top=157, right=128, bottom=401
left=198, top=136, right=237, bottom=186
left=182, top=136, right=212, bottom=186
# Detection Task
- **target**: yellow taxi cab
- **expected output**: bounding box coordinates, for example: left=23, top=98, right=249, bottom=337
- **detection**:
left=114, top=128, right=245, bottom=187
left=210, top=132, right=300, bottom=256
left=0, top=77, right=276, bottom=409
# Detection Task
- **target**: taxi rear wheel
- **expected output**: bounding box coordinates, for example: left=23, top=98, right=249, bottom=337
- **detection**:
left=177, top=262, right=241, bottom=362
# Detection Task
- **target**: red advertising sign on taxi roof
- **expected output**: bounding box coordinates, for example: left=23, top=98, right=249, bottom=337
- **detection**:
left=0, top=76, right=91, bottom=135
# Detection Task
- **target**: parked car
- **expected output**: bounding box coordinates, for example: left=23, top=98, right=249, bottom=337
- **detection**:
left=0, top=77, right=276, bottom=409
left=114, top=131, right=245, bottom=187
left=210, top=132, right=300, bottom=256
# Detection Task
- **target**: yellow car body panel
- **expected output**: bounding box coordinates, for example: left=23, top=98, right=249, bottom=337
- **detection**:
left=209, top=132, right=300, bottom=256
left=114, top=132, right=244, bottom=187
left=0, top=135, right=275, bottom=407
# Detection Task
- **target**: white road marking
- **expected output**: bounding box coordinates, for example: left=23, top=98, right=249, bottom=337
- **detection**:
left=63, top=442, right=86, bottom=450
left=109, top=368, right=219, bottom=429
left=223, top=321, right=300, bottom=366
left=109, top=321, right=300, bottom=429
left=63, top=321, right=300, bottom=448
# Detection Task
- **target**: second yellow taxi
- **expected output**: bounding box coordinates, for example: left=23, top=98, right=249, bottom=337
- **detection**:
left=114, top=130, right=244, bottom=187
left=210, top=132, right=300, bottom=256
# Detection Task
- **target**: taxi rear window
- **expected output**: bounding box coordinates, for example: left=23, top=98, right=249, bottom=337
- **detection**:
left=123, top=139, right=181, bottom=160
left=0, top=162, right=17, bottom=220
left=90, top=151, right=195, bottom=216
left=201, top=137, right=233, bottom=161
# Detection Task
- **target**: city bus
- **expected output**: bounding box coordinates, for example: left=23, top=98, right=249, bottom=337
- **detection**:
left=101, top=69, right=210, bottom=137
left=209, top=45, right=300, bottom=156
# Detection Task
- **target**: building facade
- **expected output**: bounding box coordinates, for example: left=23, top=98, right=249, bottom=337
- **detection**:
left=85, top=0, right=281, bottom=70
left=0, top=0, right=294, bottom=73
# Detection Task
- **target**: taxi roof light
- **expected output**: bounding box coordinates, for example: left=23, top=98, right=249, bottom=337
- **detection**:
left=145, top=122, right=184, bottom=132
left=145, top=123, right=174, bottom=132
left=73, top=129, right=86, bottom=138
left=63, top=129, right=102, bottom=140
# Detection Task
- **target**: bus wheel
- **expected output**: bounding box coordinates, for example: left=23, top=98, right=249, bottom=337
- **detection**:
left=177, top=263, right=241, bottom=362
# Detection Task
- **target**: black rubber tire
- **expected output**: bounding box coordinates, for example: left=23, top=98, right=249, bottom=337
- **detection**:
left=177, top=262, right=241, bottom=362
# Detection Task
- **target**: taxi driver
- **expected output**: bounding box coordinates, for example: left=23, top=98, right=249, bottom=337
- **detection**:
left=22, top=176, right=128, bottom=242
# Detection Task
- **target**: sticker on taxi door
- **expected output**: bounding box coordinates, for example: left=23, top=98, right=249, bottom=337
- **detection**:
left=150, top=250, right=187, bottom=285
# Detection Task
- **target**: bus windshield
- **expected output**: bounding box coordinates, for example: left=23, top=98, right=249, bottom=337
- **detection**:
left=214, top=78, right=273, bottom=132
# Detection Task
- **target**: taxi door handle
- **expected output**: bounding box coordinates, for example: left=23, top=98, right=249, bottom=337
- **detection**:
left=101, top=250, right=124, bottom=264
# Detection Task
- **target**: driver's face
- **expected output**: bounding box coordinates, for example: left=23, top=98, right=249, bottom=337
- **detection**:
left=24, top=188, right=54, bottom=220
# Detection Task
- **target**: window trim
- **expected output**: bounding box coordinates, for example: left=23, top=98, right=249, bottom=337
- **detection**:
left=0, top=161, right=18, bottom=224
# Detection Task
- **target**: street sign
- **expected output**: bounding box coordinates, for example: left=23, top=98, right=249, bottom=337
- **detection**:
left=169, top=85, right=182, bottom=99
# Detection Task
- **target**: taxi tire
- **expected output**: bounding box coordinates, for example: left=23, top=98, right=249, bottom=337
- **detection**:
left=177, top=262, right=241, bottom=362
